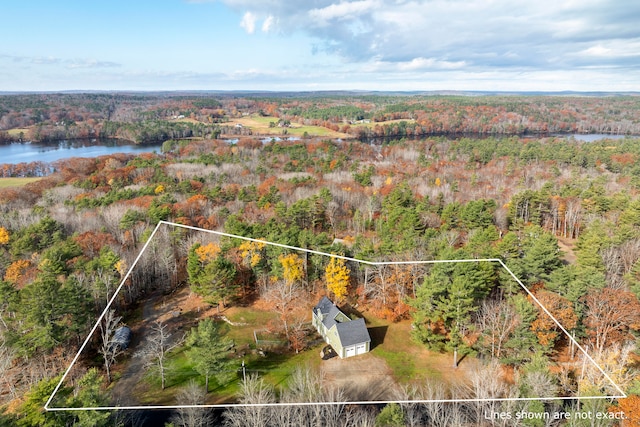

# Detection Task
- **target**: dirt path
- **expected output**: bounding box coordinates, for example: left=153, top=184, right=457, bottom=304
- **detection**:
left=109, top=291, right=162, bottom=406
left=557, top=236, right=577, bottom=264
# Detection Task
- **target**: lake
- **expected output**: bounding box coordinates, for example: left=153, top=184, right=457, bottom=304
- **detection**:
left=0, top=139, right=162, bottom=165
left=1, top=134, right=634, bottom=166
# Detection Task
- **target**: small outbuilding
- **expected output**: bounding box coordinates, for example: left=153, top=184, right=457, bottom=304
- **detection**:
left=312, top=297, right=371, bottom=358
left=112, top=326, right=132, bottom=350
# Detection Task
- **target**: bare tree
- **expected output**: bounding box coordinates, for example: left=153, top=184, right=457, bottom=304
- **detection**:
left=577, top=343, right=636, bottom=395
left=341, top=405, right=377, bottom=427
left=223, top=374, right=275, bottom=427
left=281, top=367, right=346, bottom=427
left=263, top=278, right=303, bottom=343
left=564, top=198, right=582, bottom=239
left=464, top=361, right=518, bottom=425
left=395, top=383, right=426, bottom=427
left=475, top=299, right=519, bottom=360
left=417, top=380, right=471, bottom=427
left=136, top=320, right=182, bottom=390
left=109, top=409, right=149, bottom=427
left=169, top=380, right=213, bottom=427
left=99, top=309, right=123, bottom=383
left=0, top=338, right=16, bottom=399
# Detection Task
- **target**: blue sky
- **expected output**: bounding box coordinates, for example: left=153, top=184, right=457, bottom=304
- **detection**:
left=2, top=0, right=640, bottom=92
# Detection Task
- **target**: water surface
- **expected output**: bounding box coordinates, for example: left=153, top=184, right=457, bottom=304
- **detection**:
left=0, top=139, right=161, bottom=164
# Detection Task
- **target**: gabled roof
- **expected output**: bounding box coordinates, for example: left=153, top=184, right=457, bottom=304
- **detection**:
left=314, top=296, right=335, bottom=316
left=336, top=318, right=371, bottom=347
left=314, top=297, right=371, bottom=347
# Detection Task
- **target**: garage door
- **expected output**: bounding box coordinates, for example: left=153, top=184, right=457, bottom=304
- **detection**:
left=345, top=346, right=356, bottom=358
left=355, top=343, right=367, bottom=355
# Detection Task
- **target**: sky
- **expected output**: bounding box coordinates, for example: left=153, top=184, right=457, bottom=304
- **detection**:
left=1, top=0, right=640, bottom=92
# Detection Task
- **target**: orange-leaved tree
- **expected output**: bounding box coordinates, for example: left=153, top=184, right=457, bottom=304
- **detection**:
left=529, top=287, right=578, bottom=350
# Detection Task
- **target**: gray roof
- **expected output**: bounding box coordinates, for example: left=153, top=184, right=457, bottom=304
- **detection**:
left=314, top=296, right=335, bottom=316
left=314, top=297, right=371, bottom=347
left=336, top=318, right=370, bottom=347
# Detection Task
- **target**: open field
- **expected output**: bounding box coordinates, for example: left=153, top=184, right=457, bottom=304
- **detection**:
left=366, top=315, right=479, bottom=386
left=6, top=128, right=30, bottom=137
left=228, top=114, right=349, bottom=138
left=349, top=118, right=417, bottom=129
left=0, top=177, right=42, bottom=188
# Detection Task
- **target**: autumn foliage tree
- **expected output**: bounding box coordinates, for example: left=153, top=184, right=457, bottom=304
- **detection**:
left=278, top=253, right=304, bottom=290
left=324, top=257, right=350, bottom=302
left=3, top=260, right=31, bottom=284
left=528, top=287, right=578, bottom=351
left=616, top=395, right=640, bottom=427
left=584, top=288, right=640, bottom=353
left=238, top=240, right=266, bottom=269
left=0, top=227, right=9, bottom=245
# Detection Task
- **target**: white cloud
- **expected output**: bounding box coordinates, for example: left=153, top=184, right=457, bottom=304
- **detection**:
left=172, top=0, right=640, bottom=91
left=582, top=45, right=613, bottom=57
left=308, top=0, right=378, bottom=24
left=67, top=59, right=121, bottom=69
left=397, top=57, right=466, bottom=71
left=262, top=15, right=275, bottom=32
left=211, top=0, right=640, bottom=70
left=0, top=54, right=120, bottom=69
left=31, top=56, right=62, bottom=65
left=240, top=11, right=257, bottom=34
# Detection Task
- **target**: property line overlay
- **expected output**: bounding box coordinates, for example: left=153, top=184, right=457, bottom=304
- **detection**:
left=45, top=220, right=627, bottom=412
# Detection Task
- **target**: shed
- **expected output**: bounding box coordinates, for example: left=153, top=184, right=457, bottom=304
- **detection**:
left=112, top=326, right=132, bottom=350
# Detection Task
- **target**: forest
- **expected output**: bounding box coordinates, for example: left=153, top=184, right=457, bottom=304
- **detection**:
left=1, top=93, right=640, bottom=426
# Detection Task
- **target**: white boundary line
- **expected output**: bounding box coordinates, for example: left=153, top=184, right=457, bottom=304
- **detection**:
left=45, top=220, right=626, bottom=412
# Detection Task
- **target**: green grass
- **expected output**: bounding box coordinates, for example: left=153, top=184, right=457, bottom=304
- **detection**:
left=139, top=348, right=241, bottom=404
left=232, top=114, right=348, bottom=138
left=372, top=347, right=417, bottom=380
left=224, top=307, right=279, bottom=346
left=6, top=128, right=29, bottom=136
left=138, top=341, right=324, bottom=404
left=137, top=307, right=321, bottom=405
left=0, top=177, right=42, bottom=188
left=252, top=345, right=323, bottom=389
left=226, top=307, right=279, bottom=325
left=349, top=118, right=416, bottom=129
left=362, top=313, right=451, bottom=384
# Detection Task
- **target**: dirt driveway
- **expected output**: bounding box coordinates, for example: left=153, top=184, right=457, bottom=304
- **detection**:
left=109, top=291, right=162, bottom=406
left=109, top=287, right=205, bottom=406
left=321, top=353, right=398, bottom=401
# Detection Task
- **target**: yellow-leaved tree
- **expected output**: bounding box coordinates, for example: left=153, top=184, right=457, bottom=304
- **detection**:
left=0, top=227, right=9, bottom=245
left=279, top=253, right=304, bottom=286
left=325, top=257, right=350, bottom=302
left=195, top=242, right=221, bottom=263
left=238, top=240, right=266, bottom=267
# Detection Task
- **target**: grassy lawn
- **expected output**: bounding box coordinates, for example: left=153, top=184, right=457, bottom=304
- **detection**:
left=138, top=347, right=243, bottom=405
left=6, top=128, right=30, bottom=137
left=0, top=177, right=42, bottom=188
left=137, top=306, right=322, bottom=404
left=230, top=115, right=349, bottom=138
left=364, top=312, right=473, bottom=385
left=223, top=306, right=280, bottom=346
left=252, top=344, right=323, bottom=389
left=349, top=118, right=416, bottom=129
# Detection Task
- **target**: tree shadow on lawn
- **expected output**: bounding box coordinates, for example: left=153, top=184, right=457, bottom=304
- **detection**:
left=368, top=325, right=388, bottom=350
left=244, top=351, right=295, bottom=388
